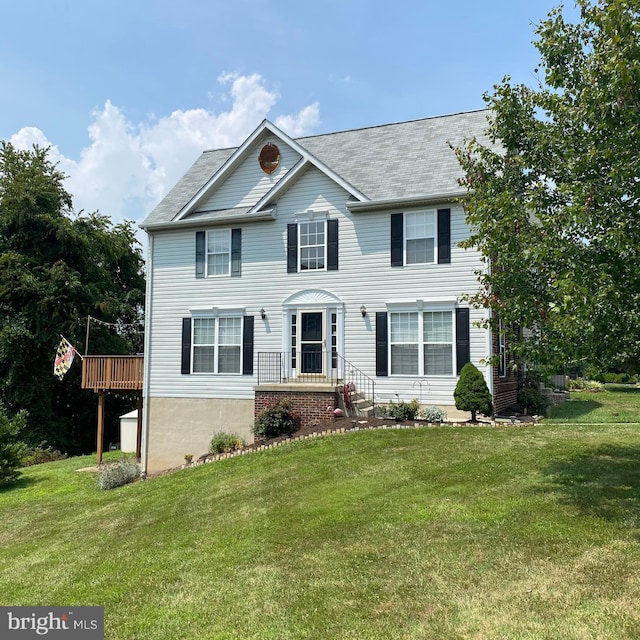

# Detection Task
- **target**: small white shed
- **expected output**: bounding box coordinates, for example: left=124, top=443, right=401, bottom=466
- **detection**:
left=119, top=410, right=138, bottom=453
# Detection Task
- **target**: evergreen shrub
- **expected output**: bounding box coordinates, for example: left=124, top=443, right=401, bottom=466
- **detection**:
left=454, top=363, right=493, bottom=421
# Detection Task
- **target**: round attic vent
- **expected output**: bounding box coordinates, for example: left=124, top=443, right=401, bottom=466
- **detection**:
left=259, top=143, right=280, bottom=174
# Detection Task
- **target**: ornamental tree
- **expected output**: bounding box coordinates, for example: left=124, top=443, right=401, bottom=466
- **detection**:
left=454, top=363, right=493, bottom=422
left=455, top=0, right=640, bottom=374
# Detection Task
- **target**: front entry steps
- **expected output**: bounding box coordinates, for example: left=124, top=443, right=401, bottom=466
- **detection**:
left=340, top=385, right=375, bottom=418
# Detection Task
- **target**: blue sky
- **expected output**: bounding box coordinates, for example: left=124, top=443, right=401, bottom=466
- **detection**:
left=0, top=0, right=577, bottom=228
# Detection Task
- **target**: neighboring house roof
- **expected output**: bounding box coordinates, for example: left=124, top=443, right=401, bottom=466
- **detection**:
left=140, top=109, right=491, bottom=230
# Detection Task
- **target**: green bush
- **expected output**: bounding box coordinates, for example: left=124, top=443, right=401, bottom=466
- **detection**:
left=0, top=404, right=27, bottom=486
left=209, top=432, right=245, bottom=454
left=420, top=406, right=448, bottom=422
left=20, top=444, right=67, bottom=467
left=568, top=378, right=603, bottom=392
left=454, top=363, right=493, bottom=421
left=98, top=459, right=140, bottom=490
left=517, top=386, right=547, bottom=415
left=384, top=399, right=420, bottom=421
left=253, top=400, right=300, bottom=440
left=517, top=369, right=548, bottom=415
left=600, top=372, right=630, bottom=384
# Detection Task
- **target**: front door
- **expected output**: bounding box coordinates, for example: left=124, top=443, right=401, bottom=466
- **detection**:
left=300, top=311, right=324, bottom=374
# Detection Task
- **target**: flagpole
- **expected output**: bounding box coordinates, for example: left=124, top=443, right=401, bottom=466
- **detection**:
left=85, top=316, right=91, bottom=357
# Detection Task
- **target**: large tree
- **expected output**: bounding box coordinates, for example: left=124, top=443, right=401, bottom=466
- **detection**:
left=0, top=143, right=145, bottom=452
left=456, top=0, right=640, bottom=374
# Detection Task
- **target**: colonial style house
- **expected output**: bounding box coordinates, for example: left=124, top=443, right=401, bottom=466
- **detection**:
left=139, top=110, right=517, bottom=473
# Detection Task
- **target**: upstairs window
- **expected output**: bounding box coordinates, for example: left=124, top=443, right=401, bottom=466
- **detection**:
left=207, top=229, right=231, bottom=276
left=406, top=211, right=436, bottom=264
left=299, top=221, right=325, bottom=270
left=195, top=229, right=242, bottom=278
left=391, top=209, right=451, bottom=266
left=287, top=219, right=338, bottom=273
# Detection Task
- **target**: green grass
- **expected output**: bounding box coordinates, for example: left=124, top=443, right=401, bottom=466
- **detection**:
left=546, top=383, right=640, bottom=423
left=2, top=390, right=640, bottom=639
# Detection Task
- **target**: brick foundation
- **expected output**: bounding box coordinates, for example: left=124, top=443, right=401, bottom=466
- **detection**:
left=254, top=385, right=341, bottom=427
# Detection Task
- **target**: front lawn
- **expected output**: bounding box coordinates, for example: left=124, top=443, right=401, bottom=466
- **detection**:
left=1, top=390, right=640, bottom=639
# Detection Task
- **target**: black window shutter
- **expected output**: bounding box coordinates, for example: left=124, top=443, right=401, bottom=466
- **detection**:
left=376, top=312, right=389, bottom=376
left=287, top=223, right=298, bottom=273
left=181, top=317, right=192, bottom=374
left=242, top=315, right=254, bottom=375
left=231, top=228, right=242, bottom=277
left=455, top=308, right=470, bottom=374
left=437, top=208, right=451, bottom=264
left=390, top=213, right=403, bottom=267
left=327, top=219, right=339, bottom=270
left=195, top=231, right=206, bottom=278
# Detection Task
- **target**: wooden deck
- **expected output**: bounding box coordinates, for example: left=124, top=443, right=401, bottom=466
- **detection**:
left=81, top=355, right=144, bottom=391
left=81, top=355, right=144, bottom=464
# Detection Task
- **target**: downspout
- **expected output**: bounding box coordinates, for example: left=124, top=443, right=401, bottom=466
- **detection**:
left=141, top=232, right=154, bottom=478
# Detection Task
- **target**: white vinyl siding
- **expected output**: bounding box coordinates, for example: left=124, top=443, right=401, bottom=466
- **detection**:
left=146, top=163, right=491, bottom=404
left=196, top=136, right=302, bottom=212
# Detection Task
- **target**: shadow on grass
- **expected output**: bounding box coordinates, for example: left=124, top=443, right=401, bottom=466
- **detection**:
left=548, top=398, right=603, bottom=421
left=604, top=384, right=640, bottom=394
left=0, top=474, right=42, bottom=494
left=542, top=444, right=640, bottom=531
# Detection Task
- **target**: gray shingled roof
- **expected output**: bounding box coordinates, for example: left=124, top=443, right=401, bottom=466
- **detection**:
left=141, top=109, right=491, bottom=229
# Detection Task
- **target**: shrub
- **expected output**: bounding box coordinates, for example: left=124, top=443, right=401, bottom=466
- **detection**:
left=517, top=369, right=548, bottom=415
left=454, top=363, right=493, bottom=421
left=253, top=400, right=300, bottom=440
left=568, top=378, right=603, bottom=392
left=600, top=372, right=630, bottom=384
left=98, top=459, right=140, bottom=490
left=0, top=405, right=27, bottom=486
left=384, top=399, right=420, bottom=421
left=20, top=444, right=67, bottom=467
left=209, top=432, right=245, bottom=454
left=517, top=386, right=547, bottom=415
left=420, top=406, right=448, bottom=422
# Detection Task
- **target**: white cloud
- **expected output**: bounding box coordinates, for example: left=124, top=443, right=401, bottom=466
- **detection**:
left=275, top=103, right=320, bottom=138
left=8, top=73, right=320, bottom=225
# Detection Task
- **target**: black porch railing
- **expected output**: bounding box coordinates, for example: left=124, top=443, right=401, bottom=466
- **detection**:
left=256, top=351, right=376, bottom=417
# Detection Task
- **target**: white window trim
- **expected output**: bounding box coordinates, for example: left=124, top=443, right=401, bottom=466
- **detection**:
left=191, top=313, right=243, bottom=375
left=404, top=210, right=437, bottom=266
left=298, top=219, right=327, bottom=272
left=498, top=317, right=507, bottom=378
left=388, top=306, right=456, bottom=377
left=206, top=228, right=231, bottom=278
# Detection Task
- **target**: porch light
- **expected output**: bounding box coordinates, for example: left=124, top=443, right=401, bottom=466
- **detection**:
left=360, top=305, right=367, bottom=317
left=260, top=308, right=266, bottom=320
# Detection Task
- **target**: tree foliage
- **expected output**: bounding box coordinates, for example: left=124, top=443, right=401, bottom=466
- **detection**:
left=0, top=403, right=26, bottom=485
left=453, top=363, right=493, bottom=422
left=0, top=143, right=145, bottom=453
left=455, top=0, right=640, bottom=373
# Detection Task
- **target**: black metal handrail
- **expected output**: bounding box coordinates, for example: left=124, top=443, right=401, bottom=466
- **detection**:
left=256, top=351, right=376, bottom=416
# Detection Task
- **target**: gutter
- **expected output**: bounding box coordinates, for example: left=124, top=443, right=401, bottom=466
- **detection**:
left=140, top=209, right=277, bottom=232
left=346, top=191, right=468, bottom=213
left=141, top=232, right=154, bottom=478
